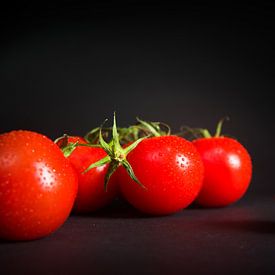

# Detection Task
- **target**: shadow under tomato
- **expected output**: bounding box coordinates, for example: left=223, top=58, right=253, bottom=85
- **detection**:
left=70, top=198, right=188, bottom=219
left=0, top=237, right=45, bottom=244
left=71, top=198, right=152, bottom=219
left=0, top=239, right=15, bottom=244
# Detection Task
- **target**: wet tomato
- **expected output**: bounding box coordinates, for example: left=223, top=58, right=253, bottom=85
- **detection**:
left=119, top=136, right=204, bottom=215
left=193, top=136, right=252, bottom=207
left=0, top=130, right=78, bottom=241
left=65, top=137, right=118, bottom=213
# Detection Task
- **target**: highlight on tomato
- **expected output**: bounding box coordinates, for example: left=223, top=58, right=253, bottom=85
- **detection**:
left=0, top=130, right=78, bottom=241
left=84, top=114, right=204, bottom=215
left=183, top=118, right=252, bottom=207
left=56, top=135, right=118, bottom=213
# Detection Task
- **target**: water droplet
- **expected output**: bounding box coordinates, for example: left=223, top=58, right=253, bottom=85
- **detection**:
left=176, top=154, right=189, bottom=169
left=35, top=162, right=55, bottom=189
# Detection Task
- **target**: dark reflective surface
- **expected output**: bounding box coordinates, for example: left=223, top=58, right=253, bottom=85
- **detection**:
left=0, top=195, right=274, bottom=274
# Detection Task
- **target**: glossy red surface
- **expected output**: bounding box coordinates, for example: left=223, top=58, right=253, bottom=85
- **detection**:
left=193, top=137, right=252, bottom=207
left=67, top=137, right=118, bottom=213
left=119, top=136, right=204, bottom=215
left=0, top=131, right=78, bottom=240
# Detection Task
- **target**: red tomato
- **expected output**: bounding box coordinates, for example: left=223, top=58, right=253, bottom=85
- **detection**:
left=66, top=137, right=118, bottom=213
left=193, top=137, right=252, bottom=207
left=0, top=130, right=78, bottom=241
left=118, top=135, right=204, bottom=215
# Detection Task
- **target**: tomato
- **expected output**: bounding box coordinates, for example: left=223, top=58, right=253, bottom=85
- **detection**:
left=193, top=137, right=252, bottom=207
left=118, top=135, right=204, bottom=215
left=0, top=130, right=78, bottom=241
left=65, top=137, right=118, bottom=213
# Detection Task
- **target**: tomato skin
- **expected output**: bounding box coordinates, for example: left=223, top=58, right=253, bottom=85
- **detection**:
left=66, top=137, right=118, bottom=213
left=118, top=136, right=204, bottom=215
left=193, top=137, right=252, bottom=207
left=0, top=131, right=78, bottom=241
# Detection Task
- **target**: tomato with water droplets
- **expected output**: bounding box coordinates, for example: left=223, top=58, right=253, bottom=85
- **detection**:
left=193, top=136, right=252, bottom=207
left=0, top=130, right=78, bottom=241
left=118, top=135, right=204, bottom=215
left=65, top=137, right=118, bottom=213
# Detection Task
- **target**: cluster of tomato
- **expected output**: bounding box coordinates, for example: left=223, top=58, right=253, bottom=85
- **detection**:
left=0, top=116, right=252, bottom=241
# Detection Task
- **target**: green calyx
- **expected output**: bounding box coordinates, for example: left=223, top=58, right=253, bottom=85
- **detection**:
left=214, top=117, right=229, bottom=137
left=55, top=115, right=171, bottom=191
left=84, top=118, right=170, bottom=145
left=180, top=117, right=229, bottom=139
left=83, top=113, right=147, bottom=191
left=135, top=118, right=171, bottom=137
left=54, top=134, right=79, bottom=157
left=55, top=134, right=100, bottom=158
left=84, top=125, right=139, bottom=145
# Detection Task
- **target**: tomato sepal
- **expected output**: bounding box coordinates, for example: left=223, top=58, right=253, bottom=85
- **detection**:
left=84, top=113, right=147, bottom=190
left=180, top=117, right=230, bottom=140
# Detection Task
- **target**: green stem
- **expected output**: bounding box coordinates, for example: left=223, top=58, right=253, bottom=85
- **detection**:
left=201, top=129, right=212, bottom=138
left=214, top=117, right=229, bottom=137
left=136, top=118, right=161, bottom=137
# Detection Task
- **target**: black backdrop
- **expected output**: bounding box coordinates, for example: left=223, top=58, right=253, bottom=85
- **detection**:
left=0, top=1, right=274, bottom=195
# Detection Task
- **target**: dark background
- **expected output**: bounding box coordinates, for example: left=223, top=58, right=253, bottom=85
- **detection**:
left=0, top=1, right=275, bottom=274
left=1, top=1, right=274, bottom=195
